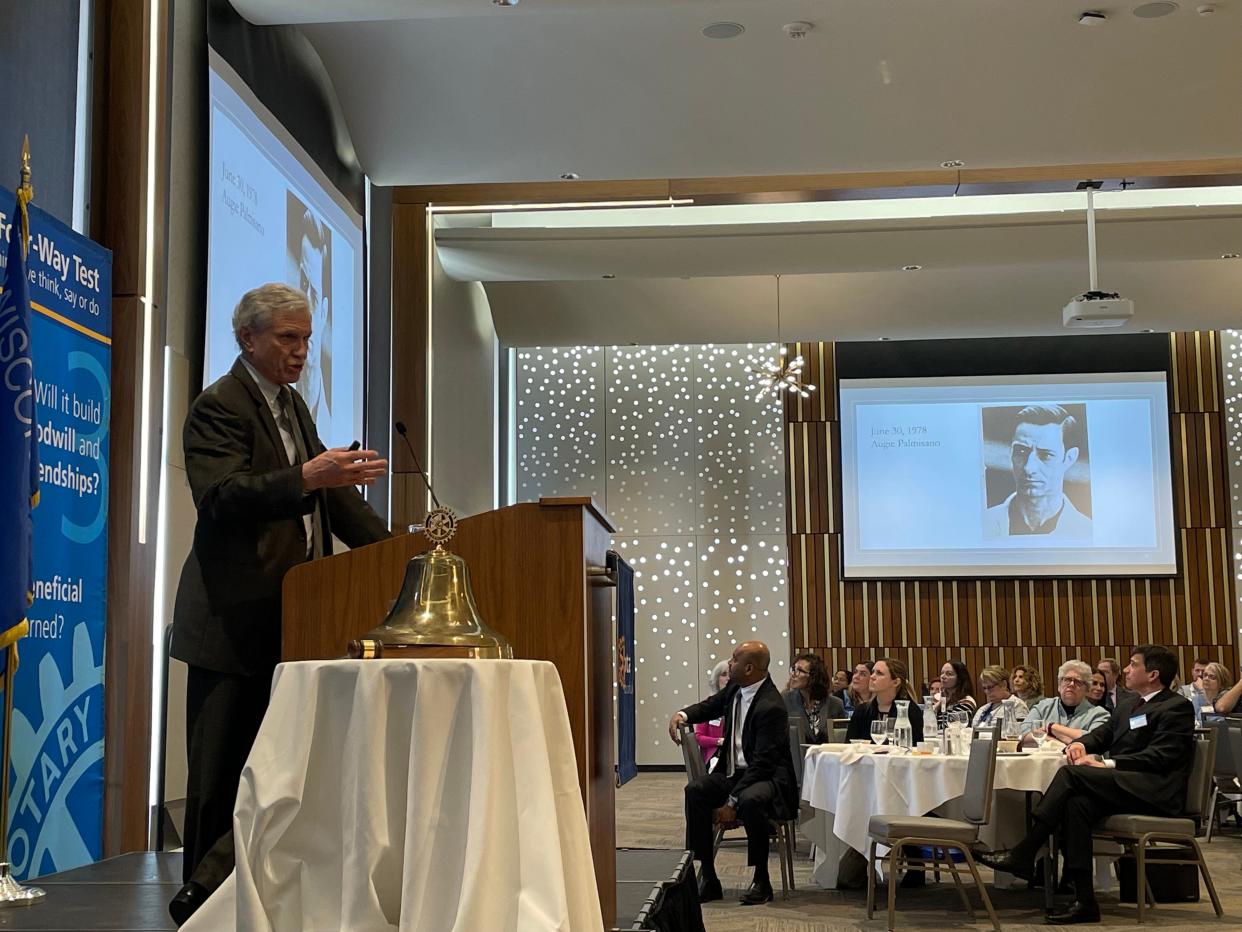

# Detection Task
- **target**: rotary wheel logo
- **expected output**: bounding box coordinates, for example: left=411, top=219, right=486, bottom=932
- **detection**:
left=7, top=622, right=104, bottom=879
left=424, top=506, right=457, bottom=545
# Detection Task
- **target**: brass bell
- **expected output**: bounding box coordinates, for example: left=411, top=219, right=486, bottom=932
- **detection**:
left=347, top=545, right=512, bottom=659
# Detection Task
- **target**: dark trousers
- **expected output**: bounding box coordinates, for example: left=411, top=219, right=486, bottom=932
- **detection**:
left=181, top=665, right=272, bottom=887
left=684, top=770, right=781, bottom=870
left=1032, top=766, right=1166, bottom=875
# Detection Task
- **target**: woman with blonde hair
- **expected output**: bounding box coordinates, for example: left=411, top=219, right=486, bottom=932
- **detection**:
left=1200, top=662, right=1240, bottom=714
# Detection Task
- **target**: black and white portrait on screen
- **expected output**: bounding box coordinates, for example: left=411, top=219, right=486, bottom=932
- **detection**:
left=981, top=403, right=1092, bottom=540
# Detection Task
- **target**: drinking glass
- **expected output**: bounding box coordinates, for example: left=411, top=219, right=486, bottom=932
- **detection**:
left=870, top=721, right=888, bottom=746
left=1030, top=721, right=1047, bottom=747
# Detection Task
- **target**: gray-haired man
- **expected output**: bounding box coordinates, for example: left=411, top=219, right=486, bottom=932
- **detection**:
left=169, top=283, right=389, bottom=923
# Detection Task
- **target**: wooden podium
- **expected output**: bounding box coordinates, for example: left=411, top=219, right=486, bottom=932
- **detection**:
left=281, top=496, right=618, bottom=924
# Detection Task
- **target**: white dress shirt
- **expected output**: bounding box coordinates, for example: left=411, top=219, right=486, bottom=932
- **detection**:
left=241, top=357, right=313, bottom=553
left=730, top=679, right=764, bottom=772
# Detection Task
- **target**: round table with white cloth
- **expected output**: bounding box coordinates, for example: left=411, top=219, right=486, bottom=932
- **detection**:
left=182, top=658, right=603, bottom=932
left=801, top=744, right=1066, bottom=889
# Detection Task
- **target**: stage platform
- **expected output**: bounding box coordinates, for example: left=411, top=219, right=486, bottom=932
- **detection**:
left=0, top=848, right=698, bottom=931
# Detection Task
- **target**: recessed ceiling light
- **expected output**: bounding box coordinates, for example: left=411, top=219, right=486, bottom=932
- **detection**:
left=1133, top=1, right=1179, bottom=17
left=878, top=337, right=891, bottom=342
left=702, top=22, right=745, bottom=39
left=940, top=159, right=964, bottom=169
left=1221, top=253, right=1240, bottom=259
left=559, top=172, right=580, bottom=180
left=1078, top=10, right=1108, bottom=24
left=602, top=274, right=616, bottom=279
left=492, top=0, right=518, bottom=6
left=1141, top=328, right=1156, bottom=333
left=901, top=264, right=923, bottom=272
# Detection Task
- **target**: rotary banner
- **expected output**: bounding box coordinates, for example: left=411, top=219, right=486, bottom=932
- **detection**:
left=0, top=187, right=111, bottom=880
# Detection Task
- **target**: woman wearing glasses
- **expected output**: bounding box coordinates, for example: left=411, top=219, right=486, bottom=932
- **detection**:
left=1020, top=659, right=1110, bottom=741
left=784, top=654, right=846, bottom=744
left=972, top=666, right=1028, bottom=727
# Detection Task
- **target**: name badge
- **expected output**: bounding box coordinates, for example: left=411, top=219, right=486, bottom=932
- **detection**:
left=1129, top=713, right=1148, bottom=730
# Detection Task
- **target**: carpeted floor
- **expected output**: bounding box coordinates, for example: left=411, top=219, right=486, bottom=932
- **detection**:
left=617, top=771, right=1242, bottom=931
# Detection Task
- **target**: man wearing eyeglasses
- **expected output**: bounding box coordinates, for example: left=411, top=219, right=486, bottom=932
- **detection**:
left=983, top=404, right=1092, bottom=540
left=1020, top=660, right=1110, bottom=740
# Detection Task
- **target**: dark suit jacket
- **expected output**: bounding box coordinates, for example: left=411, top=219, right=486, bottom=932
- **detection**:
left=682, top=677, right=799, bottom=815
left=1078, top=687, right=1195, bottom=814
left=171, top=358, right=390, bottom=675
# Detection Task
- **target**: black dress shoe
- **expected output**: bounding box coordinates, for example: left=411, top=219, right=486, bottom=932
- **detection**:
left=976, top=849, right=1036, bottom=883
left=168, top=881, right=209, bottom=927
left=739, top=880, right=774, bottom=905
left=1045, top=900, right=1101, bottom=924
left=697, top=875, right=723, bottom=903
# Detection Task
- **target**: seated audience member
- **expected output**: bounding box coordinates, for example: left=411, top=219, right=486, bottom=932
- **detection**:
left=973, top=666, right=1028, bottom=727
left=934, top=659, right=977, bottom=729
left=846, top=658, right=925, bottom=741
left=842, top=661, right=874, bottom=715
left=669, top=640, right=799, bottom=907
left=980, top=646, right=1194, bottom=924
left=694, top=660, right=731, bottom=765
left=1096, top=656, right=1132, bottom=711
left=784, top=653, right=846, bottom=744
left=1200, top=662, right=1240, bottom=714
left=1180, top=657, right=1209, bottom=700
left=846, top=659, right=928, bottom=887
left=831, top=668, right=850, bottom=695
left=1021, top=660, right=1110, bottom=740
left=929, top=679, right=942, bottom=701
left=1011, top=664, right=1044, bottom=703
left=1087, top=672, right=1107, bottom=706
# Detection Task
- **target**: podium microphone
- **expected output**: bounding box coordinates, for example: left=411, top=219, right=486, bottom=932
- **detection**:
left=393, top=420, right=442, bottom=509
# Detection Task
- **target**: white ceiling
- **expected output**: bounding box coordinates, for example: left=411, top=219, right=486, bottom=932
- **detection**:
left=233, top=0, right=1242, bottom=185
left=229, top=0, right=1242, bottom=345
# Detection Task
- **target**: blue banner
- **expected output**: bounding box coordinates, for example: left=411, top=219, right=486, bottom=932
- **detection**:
left=610, top=551, right=637, bottom=785
left=0, top=188, right=111, bottom=880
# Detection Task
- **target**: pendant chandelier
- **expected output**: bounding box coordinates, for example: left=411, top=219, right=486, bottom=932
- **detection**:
left=748, top=274, right=816, bottom=403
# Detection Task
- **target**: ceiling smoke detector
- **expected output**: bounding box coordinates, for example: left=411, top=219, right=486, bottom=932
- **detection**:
left=782, top=21, right=813, bottom=39
left=940, top=159, right=964, bottom=169
left=702, top=22, right=745, bottom=39
left=558, top=171, right=580, bottom=180
left=492, top=0, right=518, bottom=6
left=1078, top=10, right=1108, bottom=23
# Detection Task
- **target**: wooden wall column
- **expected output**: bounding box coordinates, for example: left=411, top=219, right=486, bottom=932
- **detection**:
left=390, top=202, right=431, bottom=531
left=92, top=0, right=170, bottom=853
left=785, top=334, right=1236, bottom=691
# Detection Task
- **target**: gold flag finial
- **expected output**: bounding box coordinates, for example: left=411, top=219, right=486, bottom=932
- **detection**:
left=19, top=135, right=32, bottom=203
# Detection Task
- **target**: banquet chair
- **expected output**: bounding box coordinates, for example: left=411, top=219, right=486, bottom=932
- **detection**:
left=674, top=722, right=798, bottom=897
left=1089, top=727, right=1223, bottom=923
left=1202, top=718, right=1242, bottom=839
left=865, top=729, right=1002, bottom=932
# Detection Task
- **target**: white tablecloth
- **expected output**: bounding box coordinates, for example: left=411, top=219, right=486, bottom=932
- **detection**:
left=184, top=659, right=603, bottom=932
left=801, top=746, right=1065, bottom=888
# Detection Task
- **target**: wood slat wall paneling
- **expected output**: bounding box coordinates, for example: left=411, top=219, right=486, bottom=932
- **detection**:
left=785, top=333, right=1236, bottom=693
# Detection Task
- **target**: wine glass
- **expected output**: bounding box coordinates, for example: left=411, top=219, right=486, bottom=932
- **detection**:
left=1030, top=721, right=1047, bottom=747
left=870, top=720, right=888, bottom=746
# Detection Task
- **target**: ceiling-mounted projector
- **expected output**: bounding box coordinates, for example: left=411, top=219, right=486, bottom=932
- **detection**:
left=1064, top=184, right=1134, bottom=330
left=1063, top=290, right=1134, bottom=329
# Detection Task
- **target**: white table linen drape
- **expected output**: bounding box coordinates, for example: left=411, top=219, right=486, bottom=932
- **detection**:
left=184, top=659, right=603, bottom=932
left=801, top=747, right=1066, bottom=888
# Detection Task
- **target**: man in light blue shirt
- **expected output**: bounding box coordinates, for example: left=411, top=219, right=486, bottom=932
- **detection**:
left=1021, top=659, right=1110, bottom=739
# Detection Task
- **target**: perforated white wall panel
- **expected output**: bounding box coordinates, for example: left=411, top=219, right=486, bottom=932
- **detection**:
left=515, top=343, right=789, bottom=765
left=1220, top=330, right=1242, bottom=638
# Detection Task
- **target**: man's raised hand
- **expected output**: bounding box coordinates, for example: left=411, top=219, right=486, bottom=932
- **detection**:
left=302, top=447, right=388, bottom=491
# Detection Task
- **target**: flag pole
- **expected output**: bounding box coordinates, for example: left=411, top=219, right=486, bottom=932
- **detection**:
left=0, top=137, right=44, bottom=908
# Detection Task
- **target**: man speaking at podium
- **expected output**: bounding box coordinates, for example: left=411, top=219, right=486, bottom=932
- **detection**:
left=169, top=283, right=389, bottom=923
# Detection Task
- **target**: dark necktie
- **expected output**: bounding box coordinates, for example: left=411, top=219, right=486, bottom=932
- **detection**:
left=278, top=387, right=323, bottom=559
left=727, top=692, right=741, bottom=777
